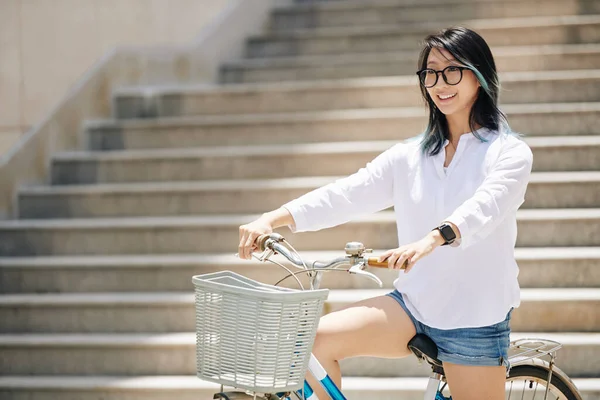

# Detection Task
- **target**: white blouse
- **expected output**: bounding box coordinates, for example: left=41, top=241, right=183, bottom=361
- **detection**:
left=282, top=127, right=534, bottom=329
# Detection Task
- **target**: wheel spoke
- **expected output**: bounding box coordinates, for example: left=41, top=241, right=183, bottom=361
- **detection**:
left=506, top=375, right=570, bottom=400
left=520, top=380, right=525, bottom=400
left=436, top=365, right=582, bottom=400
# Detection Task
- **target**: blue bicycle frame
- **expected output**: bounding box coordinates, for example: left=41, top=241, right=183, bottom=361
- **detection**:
left=293, top=355, right=346, bottom=400
left=284, top=354, right=451, bottom=400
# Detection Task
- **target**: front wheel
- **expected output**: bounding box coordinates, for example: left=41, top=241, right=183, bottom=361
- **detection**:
left=506, top=364, right=582, bottom=400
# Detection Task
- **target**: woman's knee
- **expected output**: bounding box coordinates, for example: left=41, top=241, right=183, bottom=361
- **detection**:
left=311, top=318, right=347, bottom=361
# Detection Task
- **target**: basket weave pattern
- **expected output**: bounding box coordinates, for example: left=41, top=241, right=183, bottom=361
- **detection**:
left=193, top=271, right=329, bottom=392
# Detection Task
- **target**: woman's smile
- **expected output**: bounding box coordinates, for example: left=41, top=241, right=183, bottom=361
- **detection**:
left=437, top=92, right=457, bottom=103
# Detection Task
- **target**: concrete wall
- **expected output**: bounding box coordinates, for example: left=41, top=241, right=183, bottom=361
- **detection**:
left=0, top=0, right=289, bottom=219
left=0, top=0, right=232, bottom=154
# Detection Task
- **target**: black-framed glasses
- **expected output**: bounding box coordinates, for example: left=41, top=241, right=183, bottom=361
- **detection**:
left=416, top=66, right=469, bottom=88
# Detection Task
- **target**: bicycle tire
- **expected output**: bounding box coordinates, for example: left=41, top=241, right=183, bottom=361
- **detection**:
left=506, top=364, right=582, bottom=400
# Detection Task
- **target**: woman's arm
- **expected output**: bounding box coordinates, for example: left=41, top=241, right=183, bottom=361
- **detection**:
left=238, top=207, right=296, bottom=259
left=260, top=207, right=296, bottom=230
left=280, top=143, right=404, bottom=233
left=238, top=144, right=403, bottom=259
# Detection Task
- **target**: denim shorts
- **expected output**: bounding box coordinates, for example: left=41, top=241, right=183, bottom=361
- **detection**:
left=386, top=289, right=513, bottom=371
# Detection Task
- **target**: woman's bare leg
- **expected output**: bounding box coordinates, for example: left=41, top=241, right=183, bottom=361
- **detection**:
left=306, top=295, right=417, bottom=399
left=443, top=362, right=506, bottom=400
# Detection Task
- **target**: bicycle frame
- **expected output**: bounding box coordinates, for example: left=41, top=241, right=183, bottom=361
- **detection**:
left=293, top=355, right=345, bottom=400
left=290, top=354, right=448, bottom=400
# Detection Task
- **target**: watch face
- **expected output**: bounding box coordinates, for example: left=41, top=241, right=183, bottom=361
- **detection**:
left=440, top=224, right=456, bottom=241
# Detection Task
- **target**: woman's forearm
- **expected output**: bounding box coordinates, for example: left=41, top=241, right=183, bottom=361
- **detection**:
left=261, top=207, right=296, bottom=230
left=425, top=221, right=462, bottom=249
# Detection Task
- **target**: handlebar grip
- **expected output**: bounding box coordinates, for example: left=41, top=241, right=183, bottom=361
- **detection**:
left=367, top=257, right=407, bottom=270
left=255, top=234, right=271, bottom=251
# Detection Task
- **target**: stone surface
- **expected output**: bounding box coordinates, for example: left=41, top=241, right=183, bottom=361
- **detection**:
left=0, top=376, right=598, bottom=400
left=247, top=16, right=600, bottom=58
left=16, top=172, right=600, bottom=219
left=114, top=71, right=600, bottom=118
left=1, top=248, right=599, bottom=293
left=85, top=103, right=600, bottom=151
left=1, top=289, right=600, bottom=333
left=0, top=210, right=599, bottom=256
left=0, top=332, right=598, bottom=376
left=50, top=137, right=600, bottom=184
left=223, top=44, right=600, bottom=83
left=270, top=0, right=600, bottom=31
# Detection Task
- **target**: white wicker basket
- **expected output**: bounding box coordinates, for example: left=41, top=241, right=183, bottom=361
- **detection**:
left=192, top=271, right=329, bottom=393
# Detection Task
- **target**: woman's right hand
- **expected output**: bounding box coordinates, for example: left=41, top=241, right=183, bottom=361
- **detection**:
left=238, top=217, right=274, bottom=260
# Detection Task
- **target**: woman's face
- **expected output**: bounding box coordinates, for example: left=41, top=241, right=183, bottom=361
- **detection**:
left=424, top=47, right=481, bottom=116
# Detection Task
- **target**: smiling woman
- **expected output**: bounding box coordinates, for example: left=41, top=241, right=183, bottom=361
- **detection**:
left=419, top=52, right=481, bottom=120
left=238, top=26, right=533, bottom=400
left=416, top=27, right=512, bottom=159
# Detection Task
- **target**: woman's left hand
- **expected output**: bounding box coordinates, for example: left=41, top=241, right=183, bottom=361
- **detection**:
left=378, top=233, right=442, bottom=273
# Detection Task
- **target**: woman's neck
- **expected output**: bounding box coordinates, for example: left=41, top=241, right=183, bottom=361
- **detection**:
left=446, top=116, right=482, bottom=143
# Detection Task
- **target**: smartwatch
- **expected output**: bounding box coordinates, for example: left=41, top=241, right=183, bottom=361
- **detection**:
left=433, top=223, right=456, bottom=246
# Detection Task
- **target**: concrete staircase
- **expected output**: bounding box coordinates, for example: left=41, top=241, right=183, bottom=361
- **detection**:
left=2, top=0, right=600, bottom=399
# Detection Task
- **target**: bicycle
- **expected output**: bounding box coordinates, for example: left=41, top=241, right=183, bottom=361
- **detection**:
left=192, top=233, right=583, bottom=400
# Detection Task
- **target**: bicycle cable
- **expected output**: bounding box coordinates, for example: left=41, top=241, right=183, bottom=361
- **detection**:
left=251, top=252, right=305, bottom=290
left=273, top=267, right=350, bottom=287
left=282, top=238, right=313, bottom=283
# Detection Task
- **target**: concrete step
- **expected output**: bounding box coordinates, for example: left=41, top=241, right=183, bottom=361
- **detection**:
left=114, top=70, right=600, bottom=118
left=0, top=332, right=598, bottom=376
left=294, top=0, right=582, bottom=4
left=51, top=137, right=600, bottom=185
left=1, top=376, right=599, bottom=400
left=270, top=0, right=600, bottom=31
left=88, top=103, right=600, bottom=151
left=222, top=44, right=600, bottom=83
left=19, top=172, right=600, bottom=219
left=2, top=247, right=599, bottom=294
left=0, top=209, right=599, bottom=256
left=247, top=15, right=600, bottom=58
left=2, top=289, right=600, bottom=334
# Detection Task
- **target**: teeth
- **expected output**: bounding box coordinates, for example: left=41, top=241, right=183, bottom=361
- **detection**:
left=439, top=93, right=456, bottom=100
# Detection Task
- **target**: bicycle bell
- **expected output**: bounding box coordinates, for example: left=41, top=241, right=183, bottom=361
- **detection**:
left=345, top=242, right=372, bottom=257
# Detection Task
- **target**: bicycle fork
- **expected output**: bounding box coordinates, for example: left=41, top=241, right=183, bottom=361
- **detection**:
left=293, top=355, right=346, bottom=400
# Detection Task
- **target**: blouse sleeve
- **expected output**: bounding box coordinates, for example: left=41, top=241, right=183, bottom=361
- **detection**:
left=443, top=139, right=533, bottom=249
left=282, top=143, right=403, bottom=233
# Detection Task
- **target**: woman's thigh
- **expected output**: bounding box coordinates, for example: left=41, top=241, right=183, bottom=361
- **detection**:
left=313, top=294, right=418, bottom=361
left=443, top=362, right=506, bottom=400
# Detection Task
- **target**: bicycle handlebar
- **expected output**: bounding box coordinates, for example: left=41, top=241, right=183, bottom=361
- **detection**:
left=254, top=233, right=406, bottom=288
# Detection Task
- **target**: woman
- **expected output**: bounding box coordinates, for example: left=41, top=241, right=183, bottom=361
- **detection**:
left=238, top=27, right=533, bottom=400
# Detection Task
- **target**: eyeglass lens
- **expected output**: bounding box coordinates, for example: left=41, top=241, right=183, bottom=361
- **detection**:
left=420, top=67, right=463, bottom=88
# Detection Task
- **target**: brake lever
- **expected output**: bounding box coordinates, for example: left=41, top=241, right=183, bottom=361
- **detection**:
left=348, top=262, right=383, bottom=288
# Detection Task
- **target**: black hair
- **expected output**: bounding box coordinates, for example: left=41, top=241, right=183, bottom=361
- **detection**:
left=416, top=26, right=518, bottom=156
